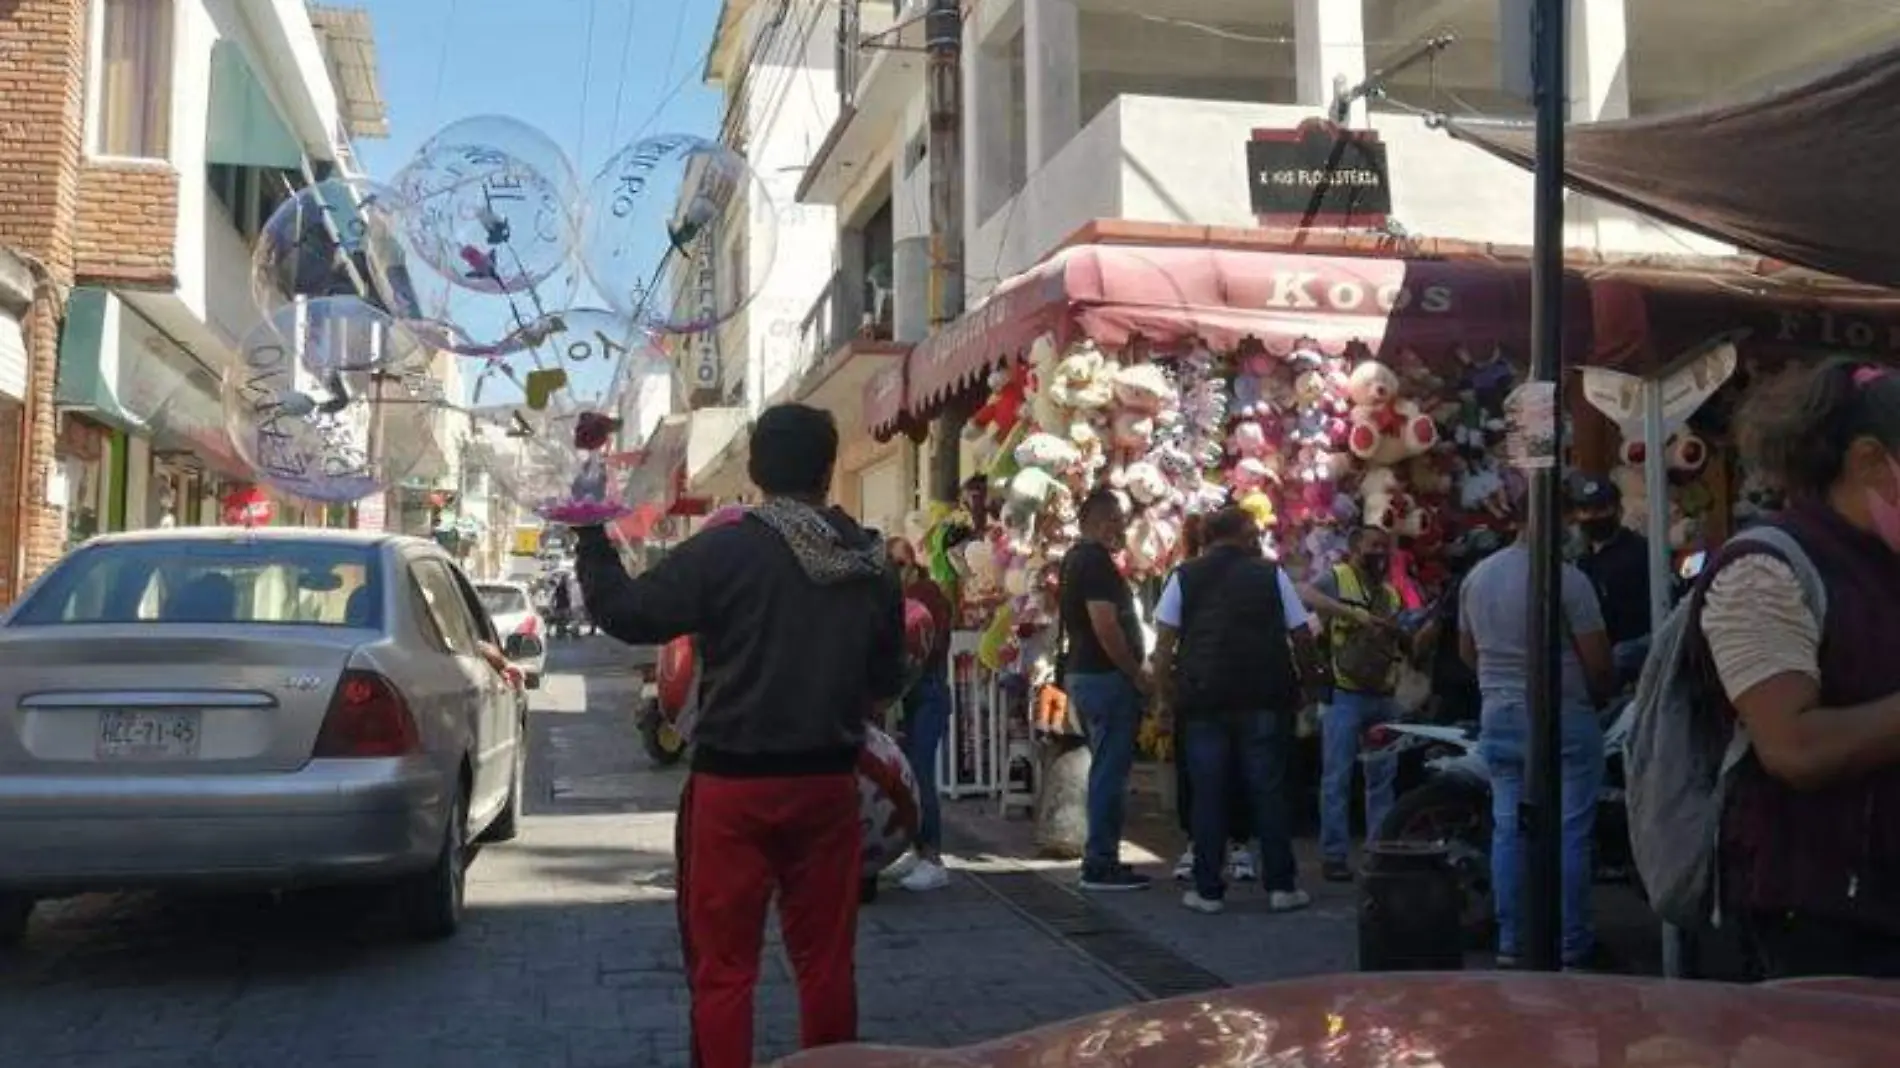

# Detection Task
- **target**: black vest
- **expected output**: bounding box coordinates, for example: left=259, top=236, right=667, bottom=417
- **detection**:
left=1173, top=546, right=1300, bottom=717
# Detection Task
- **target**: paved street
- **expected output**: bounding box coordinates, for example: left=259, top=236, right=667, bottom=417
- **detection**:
left=0, top=639, right=1136, bottom=1067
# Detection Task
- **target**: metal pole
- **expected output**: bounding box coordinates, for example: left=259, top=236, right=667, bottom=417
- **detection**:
left=1640, top=379, right=1691, bottom=977
left=1521, top=0, right=1568, bottom=974
left=925, top=0, right=965, bottom=503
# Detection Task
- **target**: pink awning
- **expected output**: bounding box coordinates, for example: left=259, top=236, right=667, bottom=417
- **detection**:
left=863, top=361, right=909, bottom=441
left=903, top=244, right=1593, bottom=414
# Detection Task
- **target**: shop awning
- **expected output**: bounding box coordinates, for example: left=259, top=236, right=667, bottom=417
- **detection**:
left=864, top=362, right=909, bottom=441
left=904, top=243, right=1593, bottom=413
left=55, top=289, right=142, bottom=430
left=1442, top=42, right=1900, bottom=290
left=206, top=41, right=305, bottom=170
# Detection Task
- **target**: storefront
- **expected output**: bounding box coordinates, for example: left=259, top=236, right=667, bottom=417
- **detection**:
left=877, top=228, right=1900, bottom=790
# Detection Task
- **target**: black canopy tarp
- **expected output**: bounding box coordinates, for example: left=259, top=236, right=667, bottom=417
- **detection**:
left=1443, top=44, right=1900, bottom=290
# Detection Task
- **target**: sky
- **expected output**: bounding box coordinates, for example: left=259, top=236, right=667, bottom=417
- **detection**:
left=349, top=0, right=727, bottom=407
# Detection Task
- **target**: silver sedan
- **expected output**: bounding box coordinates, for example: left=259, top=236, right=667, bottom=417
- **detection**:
left=0, top=527, right=529, bottom=945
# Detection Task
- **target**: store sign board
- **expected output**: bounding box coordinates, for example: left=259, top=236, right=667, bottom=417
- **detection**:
left=690, top=231, right=721, bottom=391
left=1581, top=340, right=1738, bottom=439
left=1246, top=121, right=1392, bottom=228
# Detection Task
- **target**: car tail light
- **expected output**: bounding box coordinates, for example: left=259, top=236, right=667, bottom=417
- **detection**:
left=315, top=669, right=419, bottom=758
left=516, top=615, right=539, bottom=637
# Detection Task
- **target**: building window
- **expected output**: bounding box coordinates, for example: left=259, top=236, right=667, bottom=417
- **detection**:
left=97, top=0, right=174, bottom=159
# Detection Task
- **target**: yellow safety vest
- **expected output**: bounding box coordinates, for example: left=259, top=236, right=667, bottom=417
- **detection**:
left=1328, top=563, right=1401, bottom=694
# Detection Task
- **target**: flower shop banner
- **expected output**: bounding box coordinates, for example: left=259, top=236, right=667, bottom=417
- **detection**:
left=903, top=243, right=1594, bottom=416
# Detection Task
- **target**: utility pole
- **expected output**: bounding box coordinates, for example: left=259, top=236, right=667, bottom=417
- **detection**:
left=924, top=0, right=965, bottom=503
left=1521, top=0, right=1569, bottom=974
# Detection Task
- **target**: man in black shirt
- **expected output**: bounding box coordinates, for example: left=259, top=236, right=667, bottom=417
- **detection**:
left=573, top=404, right=904, bottom=1068
left=1058, top=488, right=1152, bottom=892
left=1569, top=476, right=1652, bottom=685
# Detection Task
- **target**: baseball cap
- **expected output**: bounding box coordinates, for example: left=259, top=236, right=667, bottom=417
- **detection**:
left=1569, top=474, right=1621, bottom=511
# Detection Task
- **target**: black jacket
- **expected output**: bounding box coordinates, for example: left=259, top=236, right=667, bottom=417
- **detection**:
left=1172, top=546, right=1301, bottom=718
left=575, top=502, right=905, bottom=777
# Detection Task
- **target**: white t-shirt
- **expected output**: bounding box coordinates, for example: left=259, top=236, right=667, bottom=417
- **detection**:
left=1156, top=562, right=1311, bottom=631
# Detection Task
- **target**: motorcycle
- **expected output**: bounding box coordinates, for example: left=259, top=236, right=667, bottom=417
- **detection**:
left=1369, top=549, right=1705, bottom=945
left=1367, top=701, right=1637, bottom=947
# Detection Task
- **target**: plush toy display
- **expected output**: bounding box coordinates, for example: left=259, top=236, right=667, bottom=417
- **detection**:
left=1345, top=360, right=1438, bottom=466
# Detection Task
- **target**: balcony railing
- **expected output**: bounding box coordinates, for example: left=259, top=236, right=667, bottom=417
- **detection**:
left=797, top=268, right=895, bottom=374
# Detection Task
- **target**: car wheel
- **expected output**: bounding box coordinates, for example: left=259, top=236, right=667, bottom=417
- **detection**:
left=481, top=721, right=526, bottom=844
left=406, top=789, right=469, bottom=941
left=0, top=894, right=34, bottom=949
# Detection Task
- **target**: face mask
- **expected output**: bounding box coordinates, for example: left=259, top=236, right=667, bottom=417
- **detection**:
left=1866, top=454, right=1900, bottom=554
left=1581, top=516, right=1622, bottom=542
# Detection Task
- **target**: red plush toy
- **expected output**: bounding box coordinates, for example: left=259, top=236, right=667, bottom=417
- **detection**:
left=971, top=364, right=1028, bottom=437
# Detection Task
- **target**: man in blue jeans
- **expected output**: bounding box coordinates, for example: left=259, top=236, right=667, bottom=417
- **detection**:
left=1299, top=527, right=1406, bottom=883
left=1459, top=525, right=1615, bottom=968
left=1150, top=506, right=1319, bottom=914
left=1058, top=488, right=1153, bottom=892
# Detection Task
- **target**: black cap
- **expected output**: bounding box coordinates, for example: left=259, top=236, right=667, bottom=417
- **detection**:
left=1569, top=475, right=1621, bottom=511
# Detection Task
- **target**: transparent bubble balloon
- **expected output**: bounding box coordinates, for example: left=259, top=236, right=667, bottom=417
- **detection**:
left=421, top=115, right=580, bottom=201
left=391, top=247, right=587, bottom=359
left=251, top=178, right=413, bottom=323
left=580, top=133, right=777, bottom=334
left=223, top=297, right=445, bottom=503
left=458, top=309, right=664, bottom=524
left=390, top=121, right=580, bottom=298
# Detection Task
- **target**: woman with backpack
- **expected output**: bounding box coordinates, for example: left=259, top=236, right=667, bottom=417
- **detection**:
left=1695, top=357, right=1900, bottom=977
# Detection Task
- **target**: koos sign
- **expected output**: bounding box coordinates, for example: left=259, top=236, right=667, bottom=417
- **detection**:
left=1260, top=271, right=1454, bottom=317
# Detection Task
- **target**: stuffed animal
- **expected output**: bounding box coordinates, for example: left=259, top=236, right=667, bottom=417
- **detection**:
left=1112, top=363, right=1174, bottom=414
left=1345, top=359, right=1438, bottom=466
left=1231, top=456, right=1276, bottom=496
left=1122, top=460, right=1170, bottom=508
left=1231, top=349, right=1276, bottom=410
left=1025, top=335, right=1068, bottom=431
left=1110, top=409, right=1156, bottom=452
left=972, top=364, right=1029, bottom=438
left=1047, top=344, right=1115, bottom=412
left=1458, top=454, right=1513, bottom=521
left=1015, top=432, right=1081, bottom=473
left=1238, top=490, right=1276, bottom=531
left=1360, top=466, right=1401, bottom=530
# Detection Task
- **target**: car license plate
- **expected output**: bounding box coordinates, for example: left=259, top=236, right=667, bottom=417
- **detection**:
left=96, top=710, right=202, bottom=760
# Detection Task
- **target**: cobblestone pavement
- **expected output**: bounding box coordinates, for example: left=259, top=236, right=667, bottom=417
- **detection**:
left=0, top=637, right=1135, bottom=1068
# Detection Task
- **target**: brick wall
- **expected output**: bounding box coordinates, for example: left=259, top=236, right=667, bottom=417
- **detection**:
left=74, top=161, right=179, bottom=288
left=0, top=0, right=89, bottom=601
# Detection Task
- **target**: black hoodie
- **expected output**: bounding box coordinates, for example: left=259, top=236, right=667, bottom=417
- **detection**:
left=575, top=499, right=905, bottom=777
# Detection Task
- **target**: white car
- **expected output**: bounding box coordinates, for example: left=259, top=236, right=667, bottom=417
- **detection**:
left=474, top=581, right=545, bottom=688
left=0, top=528, right=530, bottom=945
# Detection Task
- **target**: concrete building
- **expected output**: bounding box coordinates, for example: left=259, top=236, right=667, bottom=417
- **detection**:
left=0, top=0, right=386, bottom=603
left=778, top=0, right=1900, bottom=510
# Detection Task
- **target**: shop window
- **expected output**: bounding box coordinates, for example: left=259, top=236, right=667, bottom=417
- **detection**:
left=95, top=0, right=175, bottom=159
left=208, top=164, right=298, bottom=245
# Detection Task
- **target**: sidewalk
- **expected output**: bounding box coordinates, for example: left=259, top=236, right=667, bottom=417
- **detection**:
left=940, top=790, right=1680, bottom=983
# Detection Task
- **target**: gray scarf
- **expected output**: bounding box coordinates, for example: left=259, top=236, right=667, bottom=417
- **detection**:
left=751, top=497, right=887, bottom=585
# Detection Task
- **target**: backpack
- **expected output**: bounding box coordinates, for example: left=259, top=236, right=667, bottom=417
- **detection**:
left=1625, top=525, right=1826, bottom=930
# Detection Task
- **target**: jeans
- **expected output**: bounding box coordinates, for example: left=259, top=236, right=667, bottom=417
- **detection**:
left=1480, top=701, right=1606, bottom=964
left=1067, top=671, right=1142, bottom=875
left=1182, top=712, right=1297, bottom=898
left=900, top=671, right=951, bottom=851
left=1319, top=691, right=1398, bottom=864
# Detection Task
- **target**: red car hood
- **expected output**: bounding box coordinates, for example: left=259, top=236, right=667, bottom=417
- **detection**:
left=773, top=972, right=1900, bottom=1067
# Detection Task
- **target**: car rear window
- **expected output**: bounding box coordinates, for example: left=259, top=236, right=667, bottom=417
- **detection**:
left=10, top=539, right=384, bottom=627
left=476, top=586, right=528, bottom=616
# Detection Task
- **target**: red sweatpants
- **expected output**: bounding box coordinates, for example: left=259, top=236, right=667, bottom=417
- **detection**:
left=677, top=771, right=861, bottom=1068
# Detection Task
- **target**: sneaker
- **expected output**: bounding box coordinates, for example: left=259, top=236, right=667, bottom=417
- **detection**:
left=1321, top=859, right=1355, bottom=883
left=1227, top=846, right=1258, bottom=883
left=1173, top=850, right=1193, bottom=882
left=1079, top=865, right=1153, bottom=892
left=1267, top=888, right=1312, bottom=913
left=1181, top=890, right=1224, bottom=914
left=900, top=859, right=950, bottom=892
left=884, top=853, right=921, bottom=881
